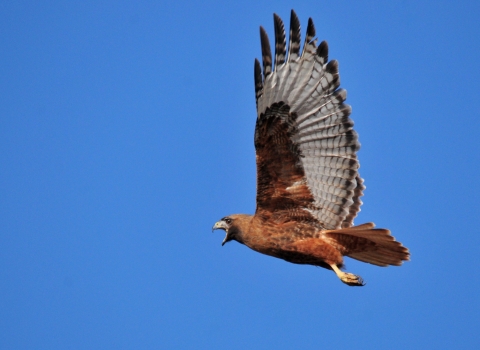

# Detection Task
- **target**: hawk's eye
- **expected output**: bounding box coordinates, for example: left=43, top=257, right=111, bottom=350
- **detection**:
left=225, top=218, right=232, bottom=225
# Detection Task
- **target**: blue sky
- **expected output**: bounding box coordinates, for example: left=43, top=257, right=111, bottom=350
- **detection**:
left=1, top=0, right=479, bottom=349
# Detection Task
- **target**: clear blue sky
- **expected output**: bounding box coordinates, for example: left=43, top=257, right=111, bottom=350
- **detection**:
left=1, top=1, right=479, bottom=349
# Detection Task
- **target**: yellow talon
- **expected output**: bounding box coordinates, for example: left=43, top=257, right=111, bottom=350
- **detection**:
left=330, top=264, right=365, bottom=287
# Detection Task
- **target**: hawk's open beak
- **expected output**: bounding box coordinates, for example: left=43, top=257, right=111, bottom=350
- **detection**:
left=212, top=221, right=228, bottom=232
left=212, top=221, right=229, bottom=246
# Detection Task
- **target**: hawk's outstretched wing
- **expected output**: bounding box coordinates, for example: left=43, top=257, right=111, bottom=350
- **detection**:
left=254, top=10, right=364, bottom=230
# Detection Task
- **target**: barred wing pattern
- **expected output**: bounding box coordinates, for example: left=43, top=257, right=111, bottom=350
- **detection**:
left=254, top=10, right=364, bottom=230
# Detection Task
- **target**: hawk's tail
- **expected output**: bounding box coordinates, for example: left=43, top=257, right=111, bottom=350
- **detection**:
left=325, top=223, right=410, bottom=267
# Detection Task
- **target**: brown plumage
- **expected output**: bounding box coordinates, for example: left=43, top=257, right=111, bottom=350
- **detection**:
left=213, top=10, right=409, bottom=286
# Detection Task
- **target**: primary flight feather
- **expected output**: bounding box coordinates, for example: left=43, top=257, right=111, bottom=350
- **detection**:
left=213, top=10, right=409, bottom=286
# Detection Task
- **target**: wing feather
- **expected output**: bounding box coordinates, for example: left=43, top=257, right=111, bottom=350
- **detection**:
left=260, top=26, right=272, bottom=78
left=287, top=10, right=301, bottom=62
left=254, top=11, right=364, bottom=229
left=273, top=14, right=286, bottom=70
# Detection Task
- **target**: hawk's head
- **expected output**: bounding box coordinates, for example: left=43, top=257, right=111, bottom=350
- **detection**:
left=212, top=215, right=250, bottom=246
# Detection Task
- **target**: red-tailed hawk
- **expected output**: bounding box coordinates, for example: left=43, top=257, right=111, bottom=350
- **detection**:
left=213, top=10, right=409, bottom=286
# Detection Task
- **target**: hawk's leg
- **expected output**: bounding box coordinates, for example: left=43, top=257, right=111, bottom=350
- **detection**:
left=330, top=264, right=365, bottom=287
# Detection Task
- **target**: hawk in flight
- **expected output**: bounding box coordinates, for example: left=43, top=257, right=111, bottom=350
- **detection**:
left=213, top=10, right=409, bottom=286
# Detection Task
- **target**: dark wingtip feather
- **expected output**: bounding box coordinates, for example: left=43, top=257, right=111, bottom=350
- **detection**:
left=326, top=59, right=339, bottom=74
left=260, top=26, right=272, bottom=77
left=254, top=58, right=263, bottom=102
left=317, top=40, right=329, bottom=64
left=306, top=17, right=316, bottom=43
left=301, top=17, right=316, bottom=57
left=288, top=9, right=301, bottom=61
left=273, top=13, right=286, bottom=70
left=325, top=59, right=340, bottom=90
